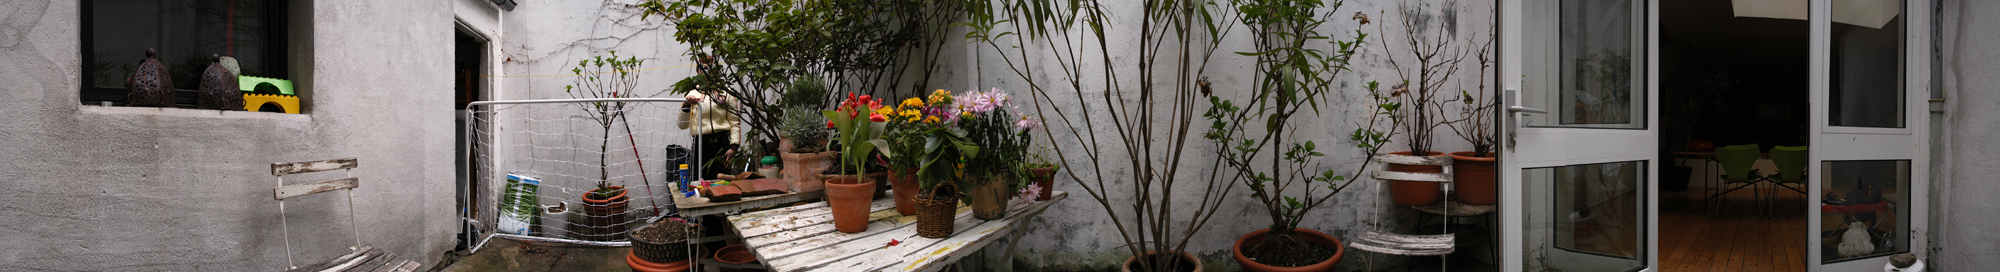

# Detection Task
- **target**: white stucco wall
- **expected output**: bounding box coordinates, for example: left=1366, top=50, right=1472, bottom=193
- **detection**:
left=1932, top=0, right=2000, bottom=269
left=970, top=1, right=1494, bottom=270
left=0, top=1, right=459, bottom=270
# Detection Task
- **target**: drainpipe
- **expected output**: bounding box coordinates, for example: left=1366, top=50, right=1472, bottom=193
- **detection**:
left=1925, top=0, right=1945, bottom=266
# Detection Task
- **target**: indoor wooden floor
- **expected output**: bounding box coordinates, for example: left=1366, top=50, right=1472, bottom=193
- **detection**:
left=1659, top=187, right=1810, bottom=272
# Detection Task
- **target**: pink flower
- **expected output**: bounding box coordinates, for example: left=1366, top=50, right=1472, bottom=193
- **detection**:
left=1014, top=115, right=1039, bottom=131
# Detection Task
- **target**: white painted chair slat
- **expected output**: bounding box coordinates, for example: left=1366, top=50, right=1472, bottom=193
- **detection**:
left=275, top=177, right=361, bottom=200
left=1371, top=170, right=1453, bottom=183
left=1375, top=153, right=1453, bottom=166
left=1350, top=230, right=1456, bottom=256
left=272, top=158, right=359, bottom=176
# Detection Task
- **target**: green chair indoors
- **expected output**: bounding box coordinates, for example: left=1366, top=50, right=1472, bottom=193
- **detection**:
left=1765, top=146, right=1809, bottom=217
left=1707, top=144, right=1764, bottom=217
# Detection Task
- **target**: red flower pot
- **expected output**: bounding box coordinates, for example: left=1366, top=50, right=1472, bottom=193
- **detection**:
left=1386, top=151, right=1447, bottom=206
left=1450, top=151, right=1498, bottom=205
left=626, top=250, right=690, bottom=272
left=891, top=167, right=920, bottom=216
left=825, top=175, right=878, bottom=233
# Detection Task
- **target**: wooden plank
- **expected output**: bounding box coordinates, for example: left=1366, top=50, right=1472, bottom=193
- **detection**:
left=1371, top=171, right=1452, bottom=183
left=348, top=252, right=397, bottom=272
left=740, top=192, right=1068, bottom=272
left=672, top=186, right=828, bottom=217
left=744, top=202, right=954, bottom=261
left=732, top=200, right=897, bottom=239
left=290, top=246, right=373, bottom=272
left=275, top=178, right=360, bottom=200
left=1376, top=153, right=1453, bottom=165
left=300, top=248, right=381, bottom=272
left=389, top=261, right=422, bottom=272
left=880, top=193, right=1067, bottom=272
left=273, top=158, right=359, bottom=176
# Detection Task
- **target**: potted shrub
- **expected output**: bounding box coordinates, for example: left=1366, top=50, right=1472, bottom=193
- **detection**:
left=562, top=52, right=646, bottom=241
left=882, top=96, right=934, bottom=216
left=1206, top=0, right=1373, bottom=269
left=956, top=89, right=1034, bottom=221
left=965, top=1, right=1236, bottom=270
left=1442, top=15, right=1502, bottom=206
left=1021, top=144, right=1059, bottom=201
left=821, top=93, right=890, bottom=233
left=778, top=105, right=835, bottom=193
left=1375, top=3, right=1488, bottom=206
left=905, top=89, right=979, bottom=238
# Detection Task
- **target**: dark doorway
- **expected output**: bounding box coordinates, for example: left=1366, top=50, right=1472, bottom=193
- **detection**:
left=454, top=25, right=489, bottom=250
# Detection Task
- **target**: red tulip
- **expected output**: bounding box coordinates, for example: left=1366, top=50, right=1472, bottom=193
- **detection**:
left=869, top=113, right=887, bottom=122
left=827, top=120, right=835, bottom=128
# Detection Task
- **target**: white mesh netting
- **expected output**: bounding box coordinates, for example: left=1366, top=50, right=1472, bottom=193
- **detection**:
left=469, top=101, right=697, bottom=244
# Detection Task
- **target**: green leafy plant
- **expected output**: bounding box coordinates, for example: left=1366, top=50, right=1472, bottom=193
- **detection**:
left=963, top=0, right=1237, bottom=270
left=822, top=93, right=892, bottom=177
left=954, top=89, right=1033, bottom=188
left=779, top=77, right=830, bottom=110
left=779, top=105, right=830, bottom=153
left=639, top=0, right=966, bottom=155
left=563, top=51, right=646, bottom=199
left=1203, top=0, right=1376, bottom=239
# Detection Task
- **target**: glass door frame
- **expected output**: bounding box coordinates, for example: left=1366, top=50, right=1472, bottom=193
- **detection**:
left=1498, top=0, right=1660, bottom=271
left=1807, top=0, right=1933, bottom=270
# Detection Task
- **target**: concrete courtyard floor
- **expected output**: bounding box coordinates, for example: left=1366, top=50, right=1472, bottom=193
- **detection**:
left=437, top=238, right=652, bottom=272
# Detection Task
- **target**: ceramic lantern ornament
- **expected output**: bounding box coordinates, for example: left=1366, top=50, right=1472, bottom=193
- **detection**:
left=126, top=48, right=176, bottom=107
left=198, top=54, right=243, bottom=110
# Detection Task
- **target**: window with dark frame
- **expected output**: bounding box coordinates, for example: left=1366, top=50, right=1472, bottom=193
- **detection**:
left=81, top=0, right=290, bottom=108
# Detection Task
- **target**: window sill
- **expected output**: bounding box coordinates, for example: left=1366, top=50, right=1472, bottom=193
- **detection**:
left=80, top=104, right=311, bottom=122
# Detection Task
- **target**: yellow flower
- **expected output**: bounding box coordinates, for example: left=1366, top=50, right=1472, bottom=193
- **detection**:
left=924, top=116, right=941, bottom=123
left=928, top=89, right=953, bottom=105
left=900, top=97, right=925, bottom=108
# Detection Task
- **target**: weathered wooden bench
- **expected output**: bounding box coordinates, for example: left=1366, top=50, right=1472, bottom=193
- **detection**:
left=272, top=158, right=420, bottom=272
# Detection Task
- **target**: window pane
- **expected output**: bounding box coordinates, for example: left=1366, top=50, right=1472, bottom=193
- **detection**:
left=1523, top=161, right=1647, bottom=271
left=88, top=0, right=273, bottom=91
left=1829, top=0, right=1904, bottom=128
left=90, top=0, right=161, bottom=89
left=1819, top=160, right=1910, bottom=263
left=1555, top=0, right=1645, bottom=127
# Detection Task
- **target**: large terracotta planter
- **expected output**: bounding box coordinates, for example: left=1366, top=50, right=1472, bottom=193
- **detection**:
left=825, top=175, right=877, bottom=233
left=781, top=151, right=837, bottom=193
left=626, top=250, right=691, bottom=272
left=891, top=167, right=920, bottom=216
left=1450, top=151, right=1498, bottom=205
left=1384, top=151, right=1449, bottom=206
left=1121, top=251, right=1204, bottom=272
left=714, top=244, right=760, bottom=272
left=582, top=186, right=630, bottom=241
left=968, top=173, right=1012, bottom=220
left=1027, top=167, right=1056, bottom=201
left=914, top=192, right=958, bottom=238
left=1232, top=228, right=1345, bottom=272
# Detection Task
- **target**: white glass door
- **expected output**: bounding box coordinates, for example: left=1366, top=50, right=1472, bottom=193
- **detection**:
left=1499, top=0, right=1658, bottom=271
left=1808, top=0, right=1930, bottom=270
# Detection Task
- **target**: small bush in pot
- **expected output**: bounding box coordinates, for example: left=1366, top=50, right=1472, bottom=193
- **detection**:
left=955, top=88, right=1034, bottom=220
left=821, top=93, right=890, bottom=233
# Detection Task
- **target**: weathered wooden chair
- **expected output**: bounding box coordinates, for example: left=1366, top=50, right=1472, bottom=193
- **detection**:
left=1350, top=153, right=1458, bottom=262
left=271, top=158, right=420, bottom=272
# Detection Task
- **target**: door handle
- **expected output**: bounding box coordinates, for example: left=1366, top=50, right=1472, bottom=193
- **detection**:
left=1509, top=106, right=1548, bottom=114
left=1505, top=89, right=1539, bottom=149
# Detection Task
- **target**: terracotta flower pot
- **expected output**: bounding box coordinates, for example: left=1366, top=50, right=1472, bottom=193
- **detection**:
left=891, top=167, right=920, bottom=216
left=969, top=173, right=1012, bottom=220
left=1121, top=251, right=1204, bottom=272
left=781, top=151, right=837, bottom=193
left=914, top=192, right=958, bottom=239
left=714, top=244, right=760, bottom=272
left=1232, top=228, right=1345, bottom=272
left=1028, top=167, right=1056, bottom=201
left=825, top=175, right=878, bottom=233
left=582, top=186, right=630, bottom=241
left=627, top=250, right=691, bottom=272
left=1450, top=151, right=1499, bottom=205
left=1386, top=151, right=1447, bottom=206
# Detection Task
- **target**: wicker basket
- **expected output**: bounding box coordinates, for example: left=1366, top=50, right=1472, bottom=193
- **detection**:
left=629, top=220, right=691, bottom=264
left=914, top=194, right=959, bottom=239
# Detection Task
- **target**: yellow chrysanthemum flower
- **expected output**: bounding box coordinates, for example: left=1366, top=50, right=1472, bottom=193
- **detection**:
left=924, top=116, right=941, bottom=123
left=900, top=97, right=925, bottom=108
